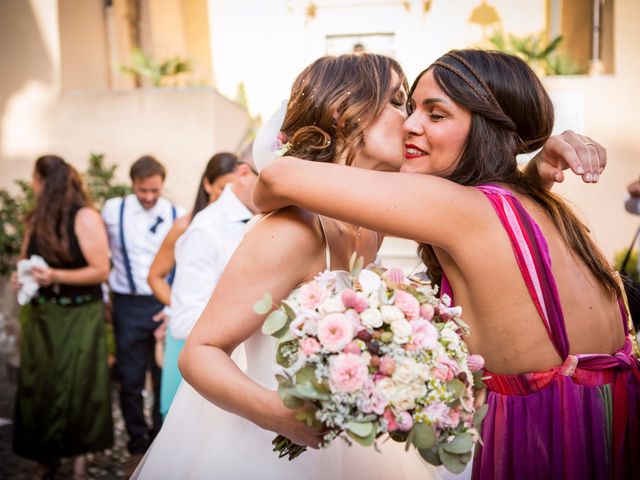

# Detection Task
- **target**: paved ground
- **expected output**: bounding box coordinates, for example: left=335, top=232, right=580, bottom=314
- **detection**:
left=0, top=365, right=148, bottom=480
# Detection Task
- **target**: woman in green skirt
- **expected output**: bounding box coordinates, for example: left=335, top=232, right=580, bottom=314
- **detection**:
left=10, top=155, right=113, bottom=480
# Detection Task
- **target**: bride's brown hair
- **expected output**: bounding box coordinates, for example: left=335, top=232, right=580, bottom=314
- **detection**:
left=281, top=53, right=408, bottom=166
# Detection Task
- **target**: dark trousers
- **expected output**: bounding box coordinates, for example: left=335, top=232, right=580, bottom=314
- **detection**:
left=112, top=293, right=163, bottom=454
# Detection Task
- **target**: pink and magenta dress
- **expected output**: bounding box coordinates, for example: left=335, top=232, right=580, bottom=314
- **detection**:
left=442, top=185, right=640, bottom=479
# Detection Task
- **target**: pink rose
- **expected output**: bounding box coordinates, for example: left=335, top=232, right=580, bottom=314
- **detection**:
left=343, top=341, right=361, bottom=355
left=317, top=314, right=353, bottom=352
left=329, top=353, right=368, bottom=393
left=419, top=304, right=435, bottom=321
left=341, top=289, right=368, bottom=313
left=298, top=281, right=326, bottom=310
left=433, top=357, right=460, bottom=382
left=362, top=384, right=388, bottom=415
left=467, top=354, right=485, bottom=372
left=299, top=337, right=321, bottom=356
left=446, top=408, right=461, bottom=428
left=289, top=312, right=321, bottom=337
left=379, top=356, right=396, bottom=376
left=394, top=290, right=420, bottom=320
left=411, top=320, right=438, bottom=349
left=384, top=268, right=405, bottom=286
left=345, top=309, right=365, bottom=335
left=383, top=408, right=399, bottom=432
left=396, top=411, right=414, bottom=432
left=424, top=402, right=450, bottom=429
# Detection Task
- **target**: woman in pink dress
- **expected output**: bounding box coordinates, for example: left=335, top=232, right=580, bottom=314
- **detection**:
left=255, top=49, right=639, bottom=479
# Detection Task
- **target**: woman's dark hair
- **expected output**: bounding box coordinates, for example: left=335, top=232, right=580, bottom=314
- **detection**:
left=281, top=53, right=408, bottom=166
left=27, top=155, right=91, bottom=264
left=414, top=50, right=621, bottom=298
left=191, top=152, right=239, bottom=217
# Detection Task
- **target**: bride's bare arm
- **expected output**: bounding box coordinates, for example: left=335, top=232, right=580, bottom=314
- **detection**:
left=179, top=209, right=326, bottom=447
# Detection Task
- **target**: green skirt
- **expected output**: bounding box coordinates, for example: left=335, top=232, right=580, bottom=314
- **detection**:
left=13, top=300, right=114, bottom=461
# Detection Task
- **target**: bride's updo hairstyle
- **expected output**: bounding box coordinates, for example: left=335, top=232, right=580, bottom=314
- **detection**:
left=281, top=53, right=408, bottom=166
left=415, top=49, right=620, bottom=298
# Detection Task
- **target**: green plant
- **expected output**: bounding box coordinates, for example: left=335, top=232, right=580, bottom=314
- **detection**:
left=0, top=154, right=130, bottom=276
left=614, top=248, right=639, bottom=282
left=85, top=153, right=131, bottom=209
left=487, top=30, right=584, bottom=75
left=0, top=181, right=34, bottom=276
left=120, top=47, right=191, bottom=87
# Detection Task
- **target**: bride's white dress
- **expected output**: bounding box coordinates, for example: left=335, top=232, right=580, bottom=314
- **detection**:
left=133, top=217, right=440, bottom=479
left=134, top=329, right=439, bottom=479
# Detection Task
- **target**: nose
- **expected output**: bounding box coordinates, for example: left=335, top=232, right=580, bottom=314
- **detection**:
left=402, top=111, right=422, bottom=136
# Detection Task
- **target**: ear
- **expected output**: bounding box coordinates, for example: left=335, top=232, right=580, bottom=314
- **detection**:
left=236, top=164, right=252, bottom=177
left=203, top=177, right=214, bottom=194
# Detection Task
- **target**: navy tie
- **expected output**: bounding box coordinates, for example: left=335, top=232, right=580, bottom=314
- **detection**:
left=150, top=216, right=164, bottom=233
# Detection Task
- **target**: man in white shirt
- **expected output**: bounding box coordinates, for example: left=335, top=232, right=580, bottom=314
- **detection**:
left=102, top=156, right=184, bottom=459
left=159, top=160, right=258, bottom=411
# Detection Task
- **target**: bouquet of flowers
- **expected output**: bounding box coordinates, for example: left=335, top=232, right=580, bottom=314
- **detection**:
left=253, top=256, right=487, bottom=474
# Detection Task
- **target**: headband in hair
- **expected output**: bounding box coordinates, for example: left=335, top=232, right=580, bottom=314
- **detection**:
left=432, top=52, right=504, bottom=112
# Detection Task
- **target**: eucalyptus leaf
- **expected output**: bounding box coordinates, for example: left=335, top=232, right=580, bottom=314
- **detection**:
left=474, top=404, right=489, bottom=428
left=291, top=383, right=330, bottom=401
left=443, top=432, right=473, bottom=454
left=347, top=426, right=376, bottom=446
left=346, top=421, right=373, bottom=438
left=262, top=309, right=288, bottom=335
left=275, top=340, right=297, bottom=368
left=252, top=292, right=272, bottom=315
left=281, top=301, right=297, bottom=321
left=282, top=394, right=305, bottom=409
left=273, top=322, right=295, bottom=341
left=439, top=446, right=469, bottom=474
left=446, top=379, right=466, bottom=399
left=412, top=423, right=436, bottom=450
left=295, top=366, right=316, bottom=385
left=418, top=446, right=443, bottom=466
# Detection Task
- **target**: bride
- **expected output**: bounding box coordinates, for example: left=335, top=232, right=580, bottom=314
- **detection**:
left=133, top=53, right=599, bottom=479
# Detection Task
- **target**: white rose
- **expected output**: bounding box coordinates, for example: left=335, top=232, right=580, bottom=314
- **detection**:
left=407, top=380, right=427, bottom=400
left=319, top=296, right=346, bottom=315
left=359, top=269, right=382, bottom=294
left=391, top=386, right=416, bottom=411
left=367, top=292, right=381, bottom=310
left=360, top=308, right=383, bottom=328
left=416, top=363, right=432, bottom=382
left=440, top=328, right=460, bottom=348
left=381, top=305, right=404, bottom=324
left=393, top=357, right=418, bottom=384
left=391, top=319, right=412, bottom=344
left=375, top=377, right=397, bottom=400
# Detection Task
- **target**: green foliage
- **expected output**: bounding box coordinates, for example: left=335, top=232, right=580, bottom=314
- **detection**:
left=0, top=181, right=34, bottom=275
left=120, top=47, right=191, bottom=87
left=487, top=30, right=584, bottom=75
left=614, top=248, right=639, bottom=282
left=0, top=153, right=129, bottom=276
left=85, top=153, right=131, bottom=209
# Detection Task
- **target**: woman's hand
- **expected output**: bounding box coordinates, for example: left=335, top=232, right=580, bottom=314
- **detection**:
left=535, top=130, right=606, bottom=185
left=262, top=391, right=325, bottom=449
left=10, top=271, right=21, bottom=293
left=31, top=265, right=57, bottom=287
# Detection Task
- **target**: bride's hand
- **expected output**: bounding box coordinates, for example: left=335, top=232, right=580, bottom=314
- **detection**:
left=264, top=392, right=325, bottom=449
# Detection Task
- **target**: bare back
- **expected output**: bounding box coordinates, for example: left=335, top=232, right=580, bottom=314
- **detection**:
left=440, top=187, right=625, bottom=374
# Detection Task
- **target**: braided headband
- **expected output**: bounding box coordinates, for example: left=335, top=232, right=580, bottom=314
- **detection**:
left=432, top=52, right=503, bottom=114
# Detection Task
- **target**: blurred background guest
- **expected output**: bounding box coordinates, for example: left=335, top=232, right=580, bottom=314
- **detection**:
left=101, top=156, right=184, bottom=473
left=147, top=151, right=238, bottom=416
left=10, top=155, right=113, bottom=480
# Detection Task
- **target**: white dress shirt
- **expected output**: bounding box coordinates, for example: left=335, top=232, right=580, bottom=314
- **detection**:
left=170, top=185, right=253, bottom=339
left=102, top=194, right=185, bottom=295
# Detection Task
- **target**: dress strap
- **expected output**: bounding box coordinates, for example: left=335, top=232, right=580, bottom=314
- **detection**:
left=317, top=216, right=332, bottom=271
left=475, top=184, right=570, bottom=359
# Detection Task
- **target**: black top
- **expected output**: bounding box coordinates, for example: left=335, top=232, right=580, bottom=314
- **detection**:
left=26, top=205, right=102, bottom=303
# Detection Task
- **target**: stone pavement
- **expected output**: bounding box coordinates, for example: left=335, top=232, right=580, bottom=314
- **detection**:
left=0, top=365, right=148, bottom=480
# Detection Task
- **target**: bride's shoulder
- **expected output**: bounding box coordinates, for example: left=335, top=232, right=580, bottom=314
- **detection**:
left=244, top=207, right=324, bottom=256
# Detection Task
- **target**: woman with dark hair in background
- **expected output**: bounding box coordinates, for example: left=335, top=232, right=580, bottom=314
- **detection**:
left=147, top=152, right=239, bottom=417
left=10, top=155, right=113, bottom=480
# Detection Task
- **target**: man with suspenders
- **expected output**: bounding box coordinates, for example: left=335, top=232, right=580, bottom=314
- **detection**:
left=101, top=156, right=184, bottom=465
